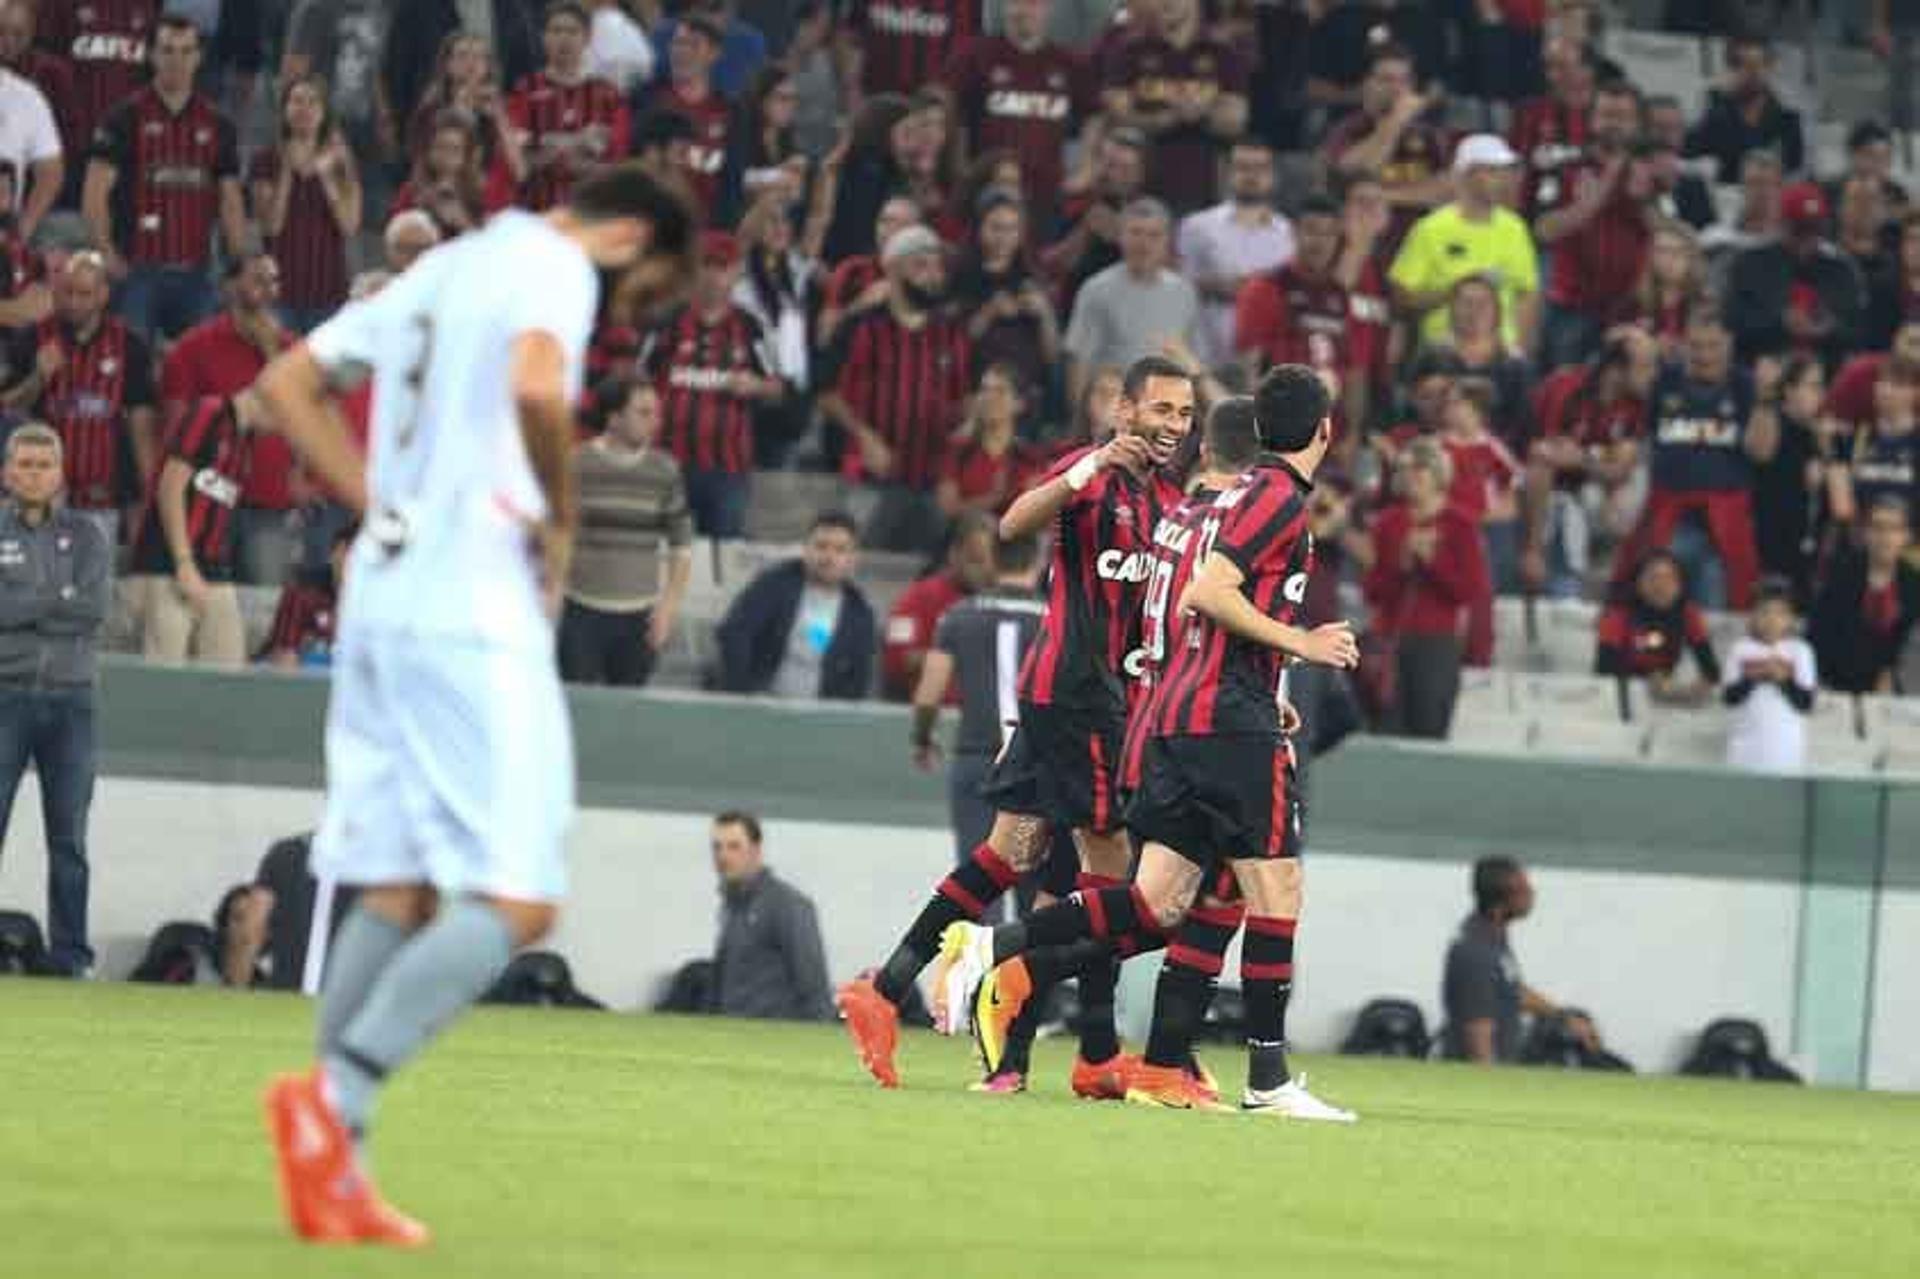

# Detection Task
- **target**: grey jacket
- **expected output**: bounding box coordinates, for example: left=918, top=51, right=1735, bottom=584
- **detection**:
left=0, top=503, right=110, bottom=689
left=712, top=869, right=833, bottom=1022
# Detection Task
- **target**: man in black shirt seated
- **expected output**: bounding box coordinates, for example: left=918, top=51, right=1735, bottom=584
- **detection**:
left=1441, top=856, right=1602, bottom=1064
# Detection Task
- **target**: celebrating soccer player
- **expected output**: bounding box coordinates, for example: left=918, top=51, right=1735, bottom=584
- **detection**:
left=836, top=355, right=1195, bottom=1092
left=944, top=364, right=1363, bottom=1119
left=251, top=163, right=693, bottom=1246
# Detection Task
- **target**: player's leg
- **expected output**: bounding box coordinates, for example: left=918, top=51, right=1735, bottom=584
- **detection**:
left=1065, top=826, right=1132, bottom=1082
left=1231, top=856, right=1353, bottom=1122
left=1128, top=892, right=1243, bottom=1110
left=315, top=884, right=433, bottom=1064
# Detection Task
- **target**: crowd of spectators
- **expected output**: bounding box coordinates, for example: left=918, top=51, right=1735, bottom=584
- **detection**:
left=3, top=0, right=1920, bottom=748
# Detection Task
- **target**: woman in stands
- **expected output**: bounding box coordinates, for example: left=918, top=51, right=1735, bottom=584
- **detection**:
left=1595, top=548, right=1721, bottom=705
left=724, top=65, right=810, bottom=228
left=951, top=188, right=1060, bottom=410
left=1751, top=355, right=1838, bottom=603
left=391, top=111, right=513, bottom=237
left=734, top=192, right=819, bottom=468
left=1623, top=220, right=1712, bottom=359
left=1361, top=439, right=1490, bottom=739
left=406, top=30, right=526, bottom=186
left=248, top=75, right=359, bottom=333
left=936, top=364, right=1042, bottom=520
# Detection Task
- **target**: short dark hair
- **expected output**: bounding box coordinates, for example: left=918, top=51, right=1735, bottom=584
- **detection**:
left=1368, top=41, right=1415, bottom=73
left=1121, top=354, right=1193, bottom=402
left=810, top=509, right=860, bottom=539
left=1726, top=34, right=1771, bottom=65
left=681, top=12, right=726, bottom=45
left=1753, top=575, right=1795, bottom=608
left=222, top=248, right=274, bottom=281
left=1593, top=79, right=1643, bottom=111
left=1204, top=396, right=1263, bottom=471
left=713, top=810, right=763, bottom=844
left=155, top=13, right=200, bottom=44
left=569, top=161, right=695, bottom=262
left=1849, top=120, right=1893, bottom=152
left=1297, top=192, right=1342, bottom=222
left=1254, top=365, right=1332, bottom=453
left=544, top=0, right=590, bottom=28
left=997, top=534, right=1039, bottom=573
left=1473, top=856, right=1522, bottom=914
left=586, top=373, right=652, bottom=431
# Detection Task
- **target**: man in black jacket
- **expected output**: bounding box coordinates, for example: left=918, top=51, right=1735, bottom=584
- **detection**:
left=1811, top=498, right=1920, bottom=694
left=1685, top=35, right=1805, bottom=185
left=1725, top=182, right=1867, bottom=369
left=710, top=810, right=833, bottom=1021
left=0, top=424, right=109, bottom=977
left=714, top=510, right=875, bottom=698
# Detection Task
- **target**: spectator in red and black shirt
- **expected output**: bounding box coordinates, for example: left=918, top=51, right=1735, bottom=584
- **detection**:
left=937, top=363, right=1041, bottom=520
left=947, top=0, right=1093, bottom=232
left=820, top=225, right=972, bottom=553
left=403, top=31, right=527, bottom=188
left=1521, top=325, right=1656, bottom=596
left=1810, top=497, right=1920, bottom=694
left=643, top=14, right=730, bottom=219
left=641, top=231, right=785, bottom=539
left=36, top=0, right=153, bottom=192
left=1510, top=35, right=1595, bottom=219
left=818, top=193, right=919, bottom=349
left=1234, top=194, right=1381, bottom=439
left=1595, top=548, right=1721, bottom=703
left=260, top=523, right=353, bottom=669
left=391, top=110, right=515, bottom=239
left=161, top=253, right=296, bottom=586
left=248, top=76, right=360, bottom=334
left=1534, top=81, right=1653, bottom=369
left=508, top=1, right=630, bottom=213
left=839, top=0, right=975, bottom=100
left=1099, top=0, right=1245, bottom=215
left=1322, top=44, right=1452, bottom=251
left=129, top=391, right=269, bottom=666
left=82, top=16, right=247, bottom=343
left=1, top=252, right=156, bottom=539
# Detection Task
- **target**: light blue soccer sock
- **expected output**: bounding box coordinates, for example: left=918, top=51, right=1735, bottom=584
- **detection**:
left=324, top=898, right=516, bottom=1140
left=315, top=906, right=414, bottom=1059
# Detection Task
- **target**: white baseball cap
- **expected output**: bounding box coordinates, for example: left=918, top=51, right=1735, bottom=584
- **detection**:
left=1453, top=133, right=1520, bottom=173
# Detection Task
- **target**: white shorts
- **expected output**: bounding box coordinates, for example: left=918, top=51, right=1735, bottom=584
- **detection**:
left=313, top=631, right=575, bottom=902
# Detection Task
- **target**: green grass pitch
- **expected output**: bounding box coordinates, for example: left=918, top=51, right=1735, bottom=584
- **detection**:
left=6, top=982, right=1919, bottom=1279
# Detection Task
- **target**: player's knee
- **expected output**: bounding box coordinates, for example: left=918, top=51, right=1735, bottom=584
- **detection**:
left=1144, top=887, right=1189, bottom=932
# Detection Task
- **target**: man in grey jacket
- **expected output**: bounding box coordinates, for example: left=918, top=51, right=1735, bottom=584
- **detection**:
left=710, top=810, right=833, bottom=1021
left=0, top=423, right=110, bottom=976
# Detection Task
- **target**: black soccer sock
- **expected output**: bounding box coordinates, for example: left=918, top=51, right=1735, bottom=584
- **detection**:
left=993, top=883, right=1159, bottom=965
left=1143, top=901, right=1239, bottom=1068
left=1071, top=873, right=1126, bottom=1063
left=998, top=978, right=1050, bottom=1076
left=875, top=843, right=1020, bottom=1005
left=1243, top=914, right=1297, bottom=1092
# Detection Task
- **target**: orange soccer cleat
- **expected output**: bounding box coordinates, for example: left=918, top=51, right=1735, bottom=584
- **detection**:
left=1123, top=1061, right=1232, bottom=1113
left=1070, top=1051, right=1139, bottom=1101
left=264, top=1068, right=432, bottom=1248
left=836, top=976, right=901, bottom=1088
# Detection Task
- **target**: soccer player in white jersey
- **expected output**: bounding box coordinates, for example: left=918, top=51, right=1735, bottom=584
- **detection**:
left=251, top=163, right=693, bottom=1248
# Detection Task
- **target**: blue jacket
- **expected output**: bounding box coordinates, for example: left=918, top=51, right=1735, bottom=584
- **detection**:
left=713, top=559, right=874, bottom=700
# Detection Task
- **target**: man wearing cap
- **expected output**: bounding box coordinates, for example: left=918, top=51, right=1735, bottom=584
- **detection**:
left=1388, top=133, right=1539, bottom=353
left=819, top=225, right=971, bottom=554
left=1725, top=181, right=1866, bottom=371
left=641, top=230, right=785, bottom=539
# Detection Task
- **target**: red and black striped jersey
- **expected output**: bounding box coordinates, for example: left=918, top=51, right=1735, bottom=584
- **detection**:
left=91, top=87, right=240, bottom=268
left=246, top=148, right=349, bottom=312
left=652, top=83, right=730, bottom=218
left=38, top=0, right=153, bottom=170
left=641, top=304, right=773, bottom=474
left=829, top=307, right=971, bottom=491
left=131, top=396, right=252, bottom=580
left=260, top=578, right=336, bottom=662
left=847, top=0, right=977, bottom=97
left=1121, top=483, right=1219, bottom=790
left=29, top=316, right=154, bottom=510
left=1149, top=460, right=1314, bottom=738
left=507, top=71, right=631, bottom=212
left=1017, top=449, right=1181, bottom=713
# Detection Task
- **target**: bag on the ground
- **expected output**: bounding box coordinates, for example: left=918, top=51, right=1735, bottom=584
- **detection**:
left=655, top=959, right=716, bottom=1013
left=129, top=922, right=218, bottom=985
left=485, top=951, right=605, bottom=1009
left=1341, top=998, right=1432, bottom=1058
left=1520, top=1008, right=1634, bottom=1072
left=1679, top=1018, right=1802, bottom=1083
left=0, top=910, right=52, bottom=975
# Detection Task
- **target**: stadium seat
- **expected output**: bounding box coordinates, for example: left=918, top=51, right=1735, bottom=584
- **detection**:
left=1604, top=30, right=1709, bottom=118
left=1453, top=666, right=1514, bottom=717
left=1446, top=712, right=1533, bottom=756
left=743, top=470, right=855, bottom=543
left=1817, top=47, right=1891, bottom=126
left=1807, top=719, right=1883, bottom=776
left=1643, top=707, right=1731, bottom=768
left=1536, top=598, right=1602, bottom=676
left=1874, top=696, right=1920, bottom=777
left=1517, top=672, right=1645, bottom=760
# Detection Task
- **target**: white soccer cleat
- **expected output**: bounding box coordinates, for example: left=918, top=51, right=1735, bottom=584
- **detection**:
left=1242, top=1074, right=1358, bottom=1124
left=930, top=921, right=995, bottom=1037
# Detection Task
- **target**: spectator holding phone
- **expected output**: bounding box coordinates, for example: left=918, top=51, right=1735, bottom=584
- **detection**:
left=1723, top=578, right=1817, bottom=775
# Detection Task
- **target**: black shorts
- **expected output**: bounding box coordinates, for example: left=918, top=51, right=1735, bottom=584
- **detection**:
left=1124, top=733, right=1302, bottom=871
left=981, top=701, right=1126, bottom=835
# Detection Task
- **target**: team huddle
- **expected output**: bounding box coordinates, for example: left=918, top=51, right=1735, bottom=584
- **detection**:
left=838, top=357, right=1364, bottom=1118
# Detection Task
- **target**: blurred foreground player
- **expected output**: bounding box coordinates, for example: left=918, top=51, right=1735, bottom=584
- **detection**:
left=945, top=366, right=1362, bottom=1119
left=836, top=356, right=1195, bottom=1091
left=252, top=163, right=693, bottom=1246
